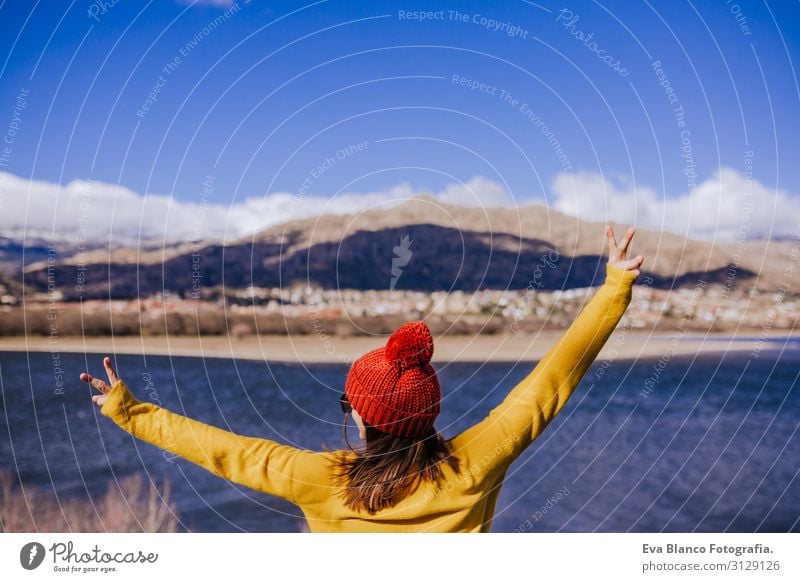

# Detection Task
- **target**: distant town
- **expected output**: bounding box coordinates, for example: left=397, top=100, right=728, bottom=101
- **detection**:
left=0, top=275, right=794, bottom=337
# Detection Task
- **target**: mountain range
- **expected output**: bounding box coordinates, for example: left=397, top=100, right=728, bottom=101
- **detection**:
left=12, top=196, right=794, bottom=299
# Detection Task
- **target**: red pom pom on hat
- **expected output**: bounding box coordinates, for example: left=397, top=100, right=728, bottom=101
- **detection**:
left=385, top=321, right=434, bottom=368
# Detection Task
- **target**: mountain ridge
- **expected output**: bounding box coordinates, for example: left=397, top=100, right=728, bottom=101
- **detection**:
left=15, top=196, right=794, bottom=296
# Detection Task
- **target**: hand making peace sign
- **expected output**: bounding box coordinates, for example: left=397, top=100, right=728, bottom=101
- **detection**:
left=79, top=356, right=119, bottom=407
left=606, top=224, right=644, bottom=278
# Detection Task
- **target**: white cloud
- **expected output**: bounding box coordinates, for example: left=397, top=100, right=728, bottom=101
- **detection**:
left=437, top=175, right=515, bottom=207
left=0, top=168, right=794, bottom=245
left=551, top=167, right=799, bottom=242
left=0, top=173, right=509, bottom=244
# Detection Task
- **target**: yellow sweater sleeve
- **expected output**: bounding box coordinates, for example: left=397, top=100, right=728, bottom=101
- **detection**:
left=100, top=379, right=301, bottom=502
left=451, top=262, right=638, bottom=468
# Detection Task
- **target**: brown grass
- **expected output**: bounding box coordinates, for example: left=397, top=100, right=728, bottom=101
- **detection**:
left=0, top=305, right=515, bottom=337
left=0, top=470, right=180, bottom=532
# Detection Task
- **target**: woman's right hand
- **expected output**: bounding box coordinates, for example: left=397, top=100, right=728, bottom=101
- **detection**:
left=606, top=224, right=644, bottom=278
left=79, top=356, right=120, bottom=407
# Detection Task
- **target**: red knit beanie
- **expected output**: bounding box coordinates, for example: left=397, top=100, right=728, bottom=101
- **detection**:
left=345, top=321, right=440, bottom=438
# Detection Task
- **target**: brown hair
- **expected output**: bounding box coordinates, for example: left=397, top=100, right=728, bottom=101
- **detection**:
left=329, top=416, right=461, bottom=515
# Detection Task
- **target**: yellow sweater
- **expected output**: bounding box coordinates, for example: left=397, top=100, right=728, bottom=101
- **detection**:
left=101, top=262, right=637, bottom=532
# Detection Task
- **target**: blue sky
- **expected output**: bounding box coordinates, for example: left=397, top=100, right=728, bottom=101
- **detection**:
left=0, top=0, right=798, bottom=242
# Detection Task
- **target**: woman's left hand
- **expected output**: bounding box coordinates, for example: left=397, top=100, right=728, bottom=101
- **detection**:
left=79, top=356, right=120, bottom=407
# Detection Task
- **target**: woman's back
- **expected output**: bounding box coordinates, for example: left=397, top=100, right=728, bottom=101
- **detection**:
left=292, top=445, right=499, bottom=532
left=288, top=412, right=528, bottom=532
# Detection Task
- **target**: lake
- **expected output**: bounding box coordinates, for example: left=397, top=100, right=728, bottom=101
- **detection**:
left=1, top=346, right=798, bottom=532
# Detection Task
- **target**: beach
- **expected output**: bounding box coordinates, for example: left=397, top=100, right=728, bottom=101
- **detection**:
left=0, top=330, right=795, bottom=364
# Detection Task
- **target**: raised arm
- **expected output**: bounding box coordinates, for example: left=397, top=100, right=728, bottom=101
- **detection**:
left=451, top=225, right=643, bottom=469
left=81, top=360, right=301, bottom=503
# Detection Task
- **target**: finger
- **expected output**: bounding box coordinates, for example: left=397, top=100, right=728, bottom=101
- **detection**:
left=606, top=225, right=618, bottom=256
left=92, top=394, right=108, bottom=407
left=92, top=377, right=110, bottom=393
left=619, top=255, right=644, bottom=270
left=103, top=356, right=119, bottom=385
left=82, top=373, right=110, bottom=394
left=618, top=227, right=636, bottom=254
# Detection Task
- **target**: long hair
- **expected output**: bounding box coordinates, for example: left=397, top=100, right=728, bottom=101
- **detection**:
left=329, top=415, right=461, bottom=515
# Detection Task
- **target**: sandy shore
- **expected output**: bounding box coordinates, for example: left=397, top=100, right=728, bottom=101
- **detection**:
left=0, top=330, right=796, bottom=364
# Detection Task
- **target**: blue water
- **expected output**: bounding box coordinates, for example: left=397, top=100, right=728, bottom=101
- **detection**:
left=1, top=348, right=798, bottom=532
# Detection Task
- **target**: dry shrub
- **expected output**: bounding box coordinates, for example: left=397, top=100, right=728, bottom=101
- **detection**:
left=0, top=470, right=179, bottom=533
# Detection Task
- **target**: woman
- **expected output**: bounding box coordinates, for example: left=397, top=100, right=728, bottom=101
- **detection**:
left=80, top=225, right=644, bottom=532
